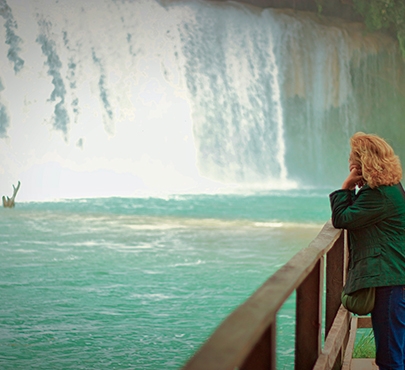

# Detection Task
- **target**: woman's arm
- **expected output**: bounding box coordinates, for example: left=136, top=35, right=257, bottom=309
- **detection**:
left=330, top=186, right=387, bottom=229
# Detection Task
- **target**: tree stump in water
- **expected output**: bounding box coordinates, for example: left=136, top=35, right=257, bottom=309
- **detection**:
left=2, top=181, right=21, bottom=208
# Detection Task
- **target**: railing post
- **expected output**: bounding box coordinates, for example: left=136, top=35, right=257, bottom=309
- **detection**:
left=295, top=257, right=324, bottom=370
left=241, top=321, right=276, bottom=370
left=326, top=230, right=348, bottom=369
left=326, top=231, right=345, bottom=336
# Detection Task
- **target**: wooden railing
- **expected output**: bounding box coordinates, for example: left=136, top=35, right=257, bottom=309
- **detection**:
left=182, top=220, right=354, bottom=370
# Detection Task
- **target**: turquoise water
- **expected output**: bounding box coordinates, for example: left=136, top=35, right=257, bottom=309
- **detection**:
left=0, top=190, right=332, bottom=369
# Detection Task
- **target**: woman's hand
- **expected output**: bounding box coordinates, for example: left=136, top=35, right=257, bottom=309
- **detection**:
left=342, top=166, right=364, bottom=190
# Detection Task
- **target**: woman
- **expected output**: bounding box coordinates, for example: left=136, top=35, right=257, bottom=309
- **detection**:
left=330, top=132, right=405, bottom=370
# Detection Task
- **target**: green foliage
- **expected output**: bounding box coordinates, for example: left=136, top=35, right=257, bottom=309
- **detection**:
left=315, top=0, right=323, bottom=14
left=353, top=330, right=376, bottom=359
left=353, top=0, right=405, bottom=58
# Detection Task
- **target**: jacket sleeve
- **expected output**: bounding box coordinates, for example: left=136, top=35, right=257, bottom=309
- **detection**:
left=329, top=187, right=388, bottom=229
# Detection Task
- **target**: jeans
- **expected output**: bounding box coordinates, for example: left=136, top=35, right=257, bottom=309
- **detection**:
left=372, top=285, right=405, bottom=370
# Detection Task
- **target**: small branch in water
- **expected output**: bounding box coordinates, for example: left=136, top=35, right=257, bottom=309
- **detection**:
left=2, top=181, right=21, bottom=208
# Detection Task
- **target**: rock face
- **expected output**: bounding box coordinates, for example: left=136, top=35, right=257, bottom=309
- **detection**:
left=215, top=0, right=361, bottom=21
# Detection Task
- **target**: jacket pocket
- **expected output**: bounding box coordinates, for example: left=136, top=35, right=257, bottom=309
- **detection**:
left=351, top=247, right=381, bottom=279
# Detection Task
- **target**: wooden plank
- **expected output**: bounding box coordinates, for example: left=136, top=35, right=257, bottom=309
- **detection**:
left=241, top=322, right=276, bottom=370
left=325, top=231, right=345, bottom=336
left=357, top=316, right=372, bottom=328
left=325, top=231, right=346, bottom=370
left=296, top=258, right=324, bottom=370
left=351, top=359, right=378, bottom=370
left=182, top=222, right=342, bottom=370
left=313, top=306, right=351, bottom=370
left=341, top=316, right=358, bottom=370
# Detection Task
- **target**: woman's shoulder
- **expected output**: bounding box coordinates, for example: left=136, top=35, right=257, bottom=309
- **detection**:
left=357, top=183, right=405, bottom=206
left=357, top=183, right=401, bottom=194
left=355, top=184, right=388, bottom=201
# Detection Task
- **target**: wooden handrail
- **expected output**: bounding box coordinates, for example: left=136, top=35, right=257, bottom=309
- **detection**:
left=182, top=220, right=348, bottom=370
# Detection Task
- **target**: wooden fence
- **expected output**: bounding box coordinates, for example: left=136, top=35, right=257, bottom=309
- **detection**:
left=182, top=220, right=356, bottom=370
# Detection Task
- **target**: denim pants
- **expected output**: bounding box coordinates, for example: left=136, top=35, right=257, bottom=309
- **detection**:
left=371, top=285, right=405, bottom=370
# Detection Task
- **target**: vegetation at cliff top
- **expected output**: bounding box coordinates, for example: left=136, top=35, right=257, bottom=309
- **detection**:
left=317, top=0, right=405, bottom=58
left=353, top=0, right=405, bottom=58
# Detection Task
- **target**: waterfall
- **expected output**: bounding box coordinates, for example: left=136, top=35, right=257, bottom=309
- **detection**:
left=0, top=0, right=404, bottom=200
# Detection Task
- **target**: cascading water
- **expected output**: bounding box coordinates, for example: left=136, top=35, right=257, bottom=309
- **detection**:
left=0, top=0, right=404, bottom=201
left=180, top=2, right=292, bottom=187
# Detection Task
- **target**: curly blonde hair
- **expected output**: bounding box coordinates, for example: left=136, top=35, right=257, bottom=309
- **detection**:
left=350, top=132, right=402, bottom=188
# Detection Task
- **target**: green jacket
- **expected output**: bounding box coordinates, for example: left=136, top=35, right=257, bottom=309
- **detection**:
left=330, top=183, right=405, bottom=295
